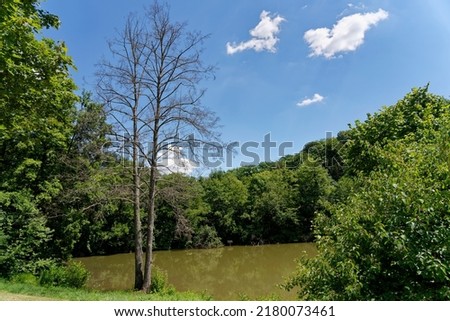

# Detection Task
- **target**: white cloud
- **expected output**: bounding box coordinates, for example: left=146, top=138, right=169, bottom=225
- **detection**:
left=304, top=8, right=389, bottom=59
left=226, top=11, right=285, bottom=55
left=157, top=146, right=196, bottom=175
left=297, top=93, right=324, bottom=107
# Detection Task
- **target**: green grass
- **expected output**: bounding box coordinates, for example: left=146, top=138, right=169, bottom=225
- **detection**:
left=0, top=278, right=211, bottom=301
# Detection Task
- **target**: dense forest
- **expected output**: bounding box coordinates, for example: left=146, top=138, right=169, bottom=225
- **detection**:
left=1, top=1, right=449, bottom=299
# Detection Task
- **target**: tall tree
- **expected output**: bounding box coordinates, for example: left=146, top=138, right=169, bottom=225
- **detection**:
left=97, top=12, right=147, bottom=289
left=0, top=0, right=77, bottom=275
left=1, top=0, right=77, bottom=195
left=97, top=1, right=219, bottom=292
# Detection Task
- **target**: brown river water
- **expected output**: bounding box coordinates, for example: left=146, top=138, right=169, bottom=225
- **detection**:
left=76, top=243, right=317, bottom=300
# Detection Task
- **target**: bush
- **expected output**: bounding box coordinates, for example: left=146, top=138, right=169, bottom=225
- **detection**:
left=150, top=267, right=175, bottom=294
left=39, top=261, right=90, bottom=289
left=0, top=191, right=53, bottom=277
left=10, top=273, right=39, bottom=286
left=191, top=225, right=223, bottom=249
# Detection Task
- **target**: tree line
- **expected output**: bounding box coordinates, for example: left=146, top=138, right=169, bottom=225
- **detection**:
left=1, top=0, right=448, bottom=299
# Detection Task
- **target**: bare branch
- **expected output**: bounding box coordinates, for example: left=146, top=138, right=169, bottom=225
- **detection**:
left=95, top=1, right=220, bottom=292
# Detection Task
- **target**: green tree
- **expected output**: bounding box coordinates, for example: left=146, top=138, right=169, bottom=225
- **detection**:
left=300, top=136, right=346, bottom=180
left=285, top=93, right=450, bottom=300
left=154, top=173, right=205, bottom=249
left=0, top=191, right=52, bottom=276
left=0, top=0, right=77, bottom=194
left=292, top=160, right=334, bottom=240
left=0, top=0, right=77, bottom=276
left=345, top=85, right=449, bottom=175
left=46, top=91, right=120, bottom=258
left=201, top=171, right=248, bottom=244
left=246, top=169, right=298, bottom=243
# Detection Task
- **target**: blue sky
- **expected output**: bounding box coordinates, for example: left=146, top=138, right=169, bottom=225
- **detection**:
left=41, top=0, right=450, bottom=169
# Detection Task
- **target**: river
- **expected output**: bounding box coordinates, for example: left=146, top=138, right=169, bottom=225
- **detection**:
left=76, top=243, right=316, bottom=300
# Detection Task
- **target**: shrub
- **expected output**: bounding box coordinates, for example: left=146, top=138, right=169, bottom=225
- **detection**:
left=0, top=191, right=52, bottom=277
left=39, top=261, right=89, bottom=289
left=191, top=225, right=223, bottom=249
left=150, top=267, right=175, bottom=294
left=10, top=273, right=39, bottom=286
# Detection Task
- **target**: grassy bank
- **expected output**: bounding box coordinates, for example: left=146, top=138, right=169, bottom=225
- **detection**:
left=0, top=279, right=211, bottom=301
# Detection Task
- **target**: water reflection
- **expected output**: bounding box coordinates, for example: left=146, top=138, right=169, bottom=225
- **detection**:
left=77, top=243, right=316, bottom=300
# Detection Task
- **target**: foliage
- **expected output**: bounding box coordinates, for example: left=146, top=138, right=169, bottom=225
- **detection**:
left=10, top=273, right=39, bottom=286
left=0, top=0, right=77, bottom=197
left=0, top=0, right=77, bottom=275
left=201, top=171, right=249, bottom=243
left=285, top=89, right=450, bottom=300
left=155, top=174, right=201, bottom=249
left=190, top=225, right=223, bottom=249
left=48, top=91, right=133, bottom=258
left=345, top=85, right=449, bottom=175
left=150, top=266, right=175, bottom=294
left=39, top=261, right=90, bottom=289
left=246, top=169, right=298, bottom=243
left=293, top=160, right=335, bottom=240
left=300, top=136, right=347, bottom=180
left=0, top=191, right=52, bottom=277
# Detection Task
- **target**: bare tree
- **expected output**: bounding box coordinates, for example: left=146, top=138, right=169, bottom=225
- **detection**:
left=96, top=1, right=219, bottom=292
left=96, top=13, right=147, bottom=289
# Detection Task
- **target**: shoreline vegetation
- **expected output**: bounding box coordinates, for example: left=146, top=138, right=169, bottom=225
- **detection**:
left=0, top=278, right=284, bottom=301
left=0, top=278, right=210, bottom=301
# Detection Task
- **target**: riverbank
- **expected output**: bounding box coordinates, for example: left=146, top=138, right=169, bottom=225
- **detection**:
left=0, top=279, right=211, bottom=301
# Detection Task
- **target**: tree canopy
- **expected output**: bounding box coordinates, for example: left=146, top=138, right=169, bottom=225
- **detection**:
left=285, top=86, right=450, bottom=300
left=0, top=0, right=77, bottom=276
